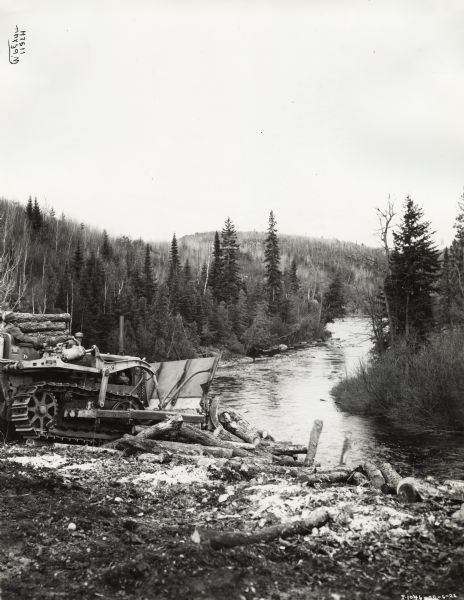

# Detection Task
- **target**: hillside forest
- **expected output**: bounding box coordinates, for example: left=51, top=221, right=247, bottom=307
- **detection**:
left=0, top=197, right=382, bottom=360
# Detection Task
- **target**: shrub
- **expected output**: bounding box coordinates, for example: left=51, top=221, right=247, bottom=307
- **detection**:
left=331, top=328, right=464, bottom=432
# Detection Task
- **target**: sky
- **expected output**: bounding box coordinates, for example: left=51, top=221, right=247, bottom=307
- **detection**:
left=1, top=0, right=464, bottom=247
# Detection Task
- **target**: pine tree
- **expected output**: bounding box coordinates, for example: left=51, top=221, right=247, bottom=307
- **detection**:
left=289, top=259, right=300, bottom=294
left=102, top=230, right=112, bottom=261
left=387, top=197, right=440, bottom=341
left=264, top=211, right=282, bottom=314
left=168, top=233, right=181, bottom=314
left=221, top=218, right=240, bottom=304
left=32, top=198, right=43, bottom=230
left=143, top=243, right=156, bottom=304
left=448, top=193, right=464, bottom=322
left=26, top=196, right=33, bottom=222
left=210, top=231, right=223, bottom=301
left=323, top=272, right=346, bottom=323
left=72, top=240, right=84, bottom=279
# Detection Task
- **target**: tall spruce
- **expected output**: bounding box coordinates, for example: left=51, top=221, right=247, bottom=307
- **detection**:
left=221, top=218, right=240, bottom=304
left=168, top=233, right=181, bottom=314
left=143, top=243, right=156, bottom=304
left=32, top=198, right=43, bottom=230
left=449, top=193, right=464, bottom=322
left=264, top=211, right=282, bottom=314
left=102, top=230, right=112, bottom=260
left=210, top=231, right=223, bottom=301
left=323, top=272, right=346, bottom=323
left=26, top=196, right=33, bottom=221
left=387, top=197, right=440, bottom=341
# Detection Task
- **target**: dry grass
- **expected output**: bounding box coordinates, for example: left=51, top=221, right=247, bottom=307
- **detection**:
left=332, top=329, right=464, bottom=432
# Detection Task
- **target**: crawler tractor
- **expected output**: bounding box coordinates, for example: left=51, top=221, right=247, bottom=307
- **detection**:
left=0, top=313, right=220, bottom=442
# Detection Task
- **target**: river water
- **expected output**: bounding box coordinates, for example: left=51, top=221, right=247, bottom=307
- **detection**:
left=213, top=317, right=464, bottom=479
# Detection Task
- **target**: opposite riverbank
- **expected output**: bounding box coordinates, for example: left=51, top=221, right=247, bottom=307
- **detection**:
left=331, top=328, right=464, bottom=434
left=1, top=442, right=463, bottom=600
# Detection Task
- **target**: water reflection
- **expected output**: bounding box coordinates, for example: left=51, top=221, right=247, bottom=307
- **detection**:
left=213, top=317, right=464, bottom=479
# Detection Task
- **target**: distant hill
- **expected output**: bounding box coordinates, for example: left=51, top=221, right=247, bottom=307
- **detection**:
left=177, top=231, right=385, bottom=312
left=0, top=196, right=384, bottom=359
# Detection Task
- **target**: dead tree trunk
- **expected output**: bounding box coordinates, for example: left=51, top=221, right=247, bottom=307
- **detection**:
left=172, top=424, right=251, bottom=457
left=396, top=477, right=441, bottom=503
left=379, top=462, right=402, bottom=489
left=304, top=419, right=323, bottom=467
left=135, top=415, right=183, bottom=440
left=218, top=411, right=261, bottom=446
left=192, top=506, right=330, bottom=549
left=362, top=461, right=385, bottom=489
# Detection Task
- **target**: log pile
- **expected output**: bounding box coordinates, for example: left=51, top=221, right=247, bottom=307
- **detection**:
left=0, top=312, right=71, bottom=346
left=108, top=409, right=452, bottom=511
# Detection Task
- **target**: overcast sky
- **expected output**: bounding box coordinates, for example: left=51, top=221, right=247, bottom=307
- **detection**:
left=1, top=0, right=463, bottom=246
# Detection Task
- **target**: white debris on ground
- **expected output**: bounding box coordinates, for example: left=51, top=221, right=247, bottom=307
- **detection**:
left=118, top=464, right=210, bottom=490
left=3, top=453, right=68, bottom=469
left=60, top=461, right=98, bottom=472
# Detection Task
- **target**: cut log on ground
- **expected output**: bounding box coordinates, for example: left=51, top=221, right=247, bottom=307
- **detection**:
left=304, top=419, right=323, bottom=467
left=257, top=429, right=274, bottom=441
left=268, top=443, right=308, bottom=456
left=299, top=468, right=351, bottom=486
left=212, top=425, right=246, bottom=444
left=396, top=477, right=441, bottom=503
left=116, top=435, right=236, bottom=459
left=135, top=415, right=183, bottom=440
left=272, top=455, right=305, bottom=467
left=347, top=471, right=369, bottom=486
left=172, top=423, right=251, bottom=457
left=219, top=411, right=261, bottom=446
left=192, top=506, right=330, bottom=549
left=379, top=462, right=402, bottom=489
left=362, top=461, right=386, bottom=489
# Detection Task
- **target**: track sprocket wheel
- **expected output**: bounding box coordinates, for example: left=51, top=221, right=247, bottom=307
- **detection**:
left=26, top=389, right=57, bottom=435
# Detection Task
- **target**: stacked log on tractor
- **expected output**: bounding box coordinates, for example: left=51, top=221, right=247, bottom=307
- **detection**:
left=0, top=312, right=71, bottom=346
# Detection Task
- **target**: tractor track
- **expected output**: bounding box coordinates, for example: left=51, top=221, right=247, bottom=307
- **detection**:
left=10, top=381, right=140, bottom=442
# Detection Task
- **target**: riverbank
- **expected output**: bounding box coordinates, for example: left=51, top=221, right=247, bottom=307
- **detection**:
left=1, top=442, right=463, bottom=600
left=331, top=328, right=464, bottom=434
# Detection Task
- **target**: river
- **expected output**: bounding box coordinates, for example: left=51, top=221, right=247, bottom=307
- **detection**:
left=213, top=317, right=464, bottom=479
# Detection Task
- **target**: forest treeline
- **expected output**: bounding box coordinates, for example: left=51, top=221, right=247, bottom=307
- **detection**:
left=0, top=197, right=382, bottom=360
left=332, top=194, right=464, bottom=432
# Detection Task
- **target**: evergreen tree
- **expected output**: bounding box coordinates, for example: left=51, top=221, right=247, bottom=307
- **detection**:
left=289, top=259, right=300, bottom=294
left=448, top=193, right=464, bottom=322
left=210, top=231, right=223, bottom=301
left=168, top=233, right=181, bottom=314
left=439, top=247, right=453, bottom=328
left=232, top=288, right=249, bottom=339
left=143, top=243, right=156, bottom=304
left=26, top=196, right=33, bottom=222
left=72, top=240, right=84, bottom=279
left=323, top=272, right=346, bottom=323
left=102, top=230, right=112, bottom=261
left=221, top=218, right=240, bottom=304
left=183, top=259, right=192, bottom=283
left=264, top=211, right=282, bottom=314
left=387, top=197, right=440, bottom=341
left=32, top=198, right=43, bottom=230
